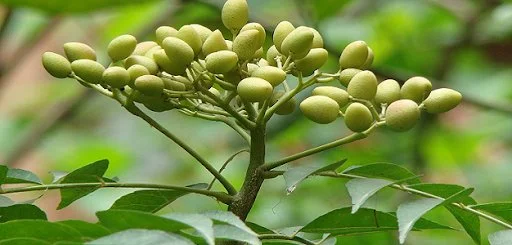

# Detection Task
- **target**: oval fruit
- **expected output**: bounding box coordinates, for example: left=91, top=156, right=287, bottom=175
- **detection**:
left=107, top=34, right=137, bottom=62
left=423, top=88, right=462, bottom=113
left=240, top=22, right=266, bottom=47
left=71, top=59, right=105, bottom=84
left=162, top=37, right=195, bottom=65
left=64, top=42, right=97, bottom=61
left=102, top=66, right=130, bottom=88
left=385, top=99, right=420, bottom=131
left=134, top=75, right=164, bottom=96
left=294, top=48, right=328, bottom=76
left=300, top=95, right=340, bottom=124
left=339, top=68, right=362, bottom=87
left=127, top=64, right=150, bottom=88
left=222, top=0, right=249, bottom=31
left=338, top=40, right=368, bottom=69
left=280, top=26, right=314, bottom=59
left=155, top=26, right=178, bottom=45
left=205, top=50, right=239, bottom=74
left=202, top=30, right=228, bottom=56
left=273, top=21, right=295, bottom=53
left=375, top=79, right=400, bottom=104
left=233, top=30, right=262, bottom=60
left=251, top=66, right=286, bottom=87
left=312, top=86, right=349, bottom=107
left=42, top=52, right=72, bottom=78
left=237, top=77, right=273, bottom=102
left=400, top=76, right=432, bottom=103
left=344, top=102, right=373, bottom=132
left=124, top=55, right=159, bottom=74
left=177, top=25, right=203, bottom=56
left=347, top=70, right=378, bottom=100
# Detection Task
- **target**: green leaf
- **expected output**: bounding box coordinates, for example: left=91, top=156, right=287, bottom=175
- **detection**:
left=213, top=224, right=262, bottom=245
left=163, top=213, right=215, bottom=245
left=0, top=220, right=82, bottom=243
left=409, top=184, right=480, bottom=244
left=471, top=202, right=512, bottom=223
left=0, top=204, right=47, bottom=222
left=345, top=178, right=393, bottom=213
left=342, top=163, right=421, bottom=184
left=247, top=222, right=276, bottom=235
left=86, top=229, right=194, bottom=245
left=203, top=211, right=258, bottom=237
left=4, top=168, right=42, bottom=185
left=397, top=188, right=474, bottom=244
left=308, top=0, right=350, bottom=21
left=300, top=207, right=451, bottom=235
left=110, top=183, right=208, bottom=213
left=0, top=0, right=164, bottom=14
left=489, top=230, right=512, bottom=245
left=0, top=238, right=50, bottom=245
left=58, top=159, right=110, bottom=209
left=284, top=159, right=346, bottom=193
left=0, top=196, right=14, bottom=207
left=57, top=220, right=111, bottom=240
left=0, top=165, right=7, bottom=184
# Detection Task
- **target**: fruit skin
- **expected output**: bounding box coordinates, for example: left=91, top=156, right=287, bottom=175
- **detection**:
left=266, top=45, right=281, bottom=66
left=102, top=66, right=130, bottom=88
left=344, top=102, right=373, bottom=132
left=273, top=21, right=295, bottom=53
left=153, top=49, right=187, bottom=76
left=162, top=37, right=195, bottom=65
left=127, top=65, right=150, bottom=88
left=309, top=28, right=324, bottom=48
left=108, top=34, right=137, bottom=62
left=347, top=70, right=378, bottom=100
left=155, top=26, right=178, bottom=45
left=338, top=40, right=369, bottom=69
left=190, top=24, right=213, bottom=43
left=124, top=55, right=159, bottom=75
left=375, top=79, right=401, bottom=104
left=133, top=41, right=159, bottom=56
left=400, top=76, right=432, bottom=103
left=385, top=99, right=420, bottom=131
left=280, top=26, right=314, bottom=59
left=423, top=88, right=462, bottom=113
left=134, top=75, right=164, bottom=96
left=71, top=59, right=105, bottom=84
left=312, top=86, right=349, bottom=107
left=162, top=78, right=186, bottom=91
left=205, top=50, right=239, bottom=74
left=64, top=42, right=97, bottom=61
left=202, top=30, right=228, bottom=56
left=294, top=48, right=328, bottom=76
left=251, top=66, right=286, bottom=87
left=233, top=30, right=262, bottom=60
left=222, top=0, right=249, bottom=32
left=240, top=22, right=266, bottom=47
left=271, top=91, right=296, bottom=115
left=237, top=77, right=273, bottom=102
left=360, top=46, right=374, bottom=69
left=300, top=95, right=340, bottom=124
left=42, top=52, right=72, bottom=78
left=177, top=25, right=203, bottom=56
left=339, top=68, right=362, bottom=87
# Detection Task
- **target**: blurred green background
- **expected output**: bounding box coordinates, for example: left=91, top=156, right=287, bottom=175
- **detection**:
left=0, top=0, right=511, bottom=244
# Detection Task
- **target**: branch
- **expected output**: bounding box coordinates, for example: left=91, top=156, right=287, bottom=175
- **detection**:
left=0, top=182, right=232, bottom=205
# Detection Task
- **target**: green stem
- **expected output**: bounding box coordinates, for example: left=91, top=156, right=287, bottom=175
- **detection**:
left=258, top=234, right=316, bottom=245
left=0, top=182, right=232, bottom=204
left=262, top=122, right=383, bottom=170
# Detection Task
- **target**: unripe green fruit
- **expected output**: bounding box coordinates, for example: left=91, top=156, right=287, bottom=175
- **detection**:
left=222, top=0, right=249, bottom=32
left=273, top=21, right=295, bottom=53
left=423, top=88, right=462, bottom=113
left=266, top=45, right=281, bottom=66
left=71, top=59, right=105, bottom=84
left=102, top=66, right=130, bottom=88
left=309, top=28, right=324, bottom=48
left=339, top=68, right=362, bottom=87
left=344, top=102, right=373, bottom=132
left=127, top=65, right=150, bottom=88
left=271, top=91, right=296, bottom=115
left=205, top=50, right=239, bottom=74
left=108, top=34, right=137, bottom=62
left=223, top=70, right=241, bottom=86
left=177, top=25, right=202, bottom=56
left=156, top=26, right=178, bottom=45
left=338, top=40, right=369, bottom=69
left=163, top=78, right=186, bottom=91
left=281, top=26, right=314, bottom=59
left=190, top=24, right=213, bottom=43
left=42, top=52, right=72, bottom=78
left=162, top=37, right=195, bottom=65
left=347, top=70, right=378, bottom=100
left=173, top=76, right=194, bottom=90
left=257, top=58, right=269, bottom=67
left=385, top=99, right=420, bottom=131
left=225, top=40, right=233, bottom=50
left=153, top=49, right=187, bottom=76
left=64, top=42, right=97, bottom=61
left=144, top=45, right=163, bottom=59
left=400, top=76, right=432, bottom=103
left=208, top=87, right=222, bottom=98
left=252, top=47, right=264, bottom=59
left=360, top=47, right=374, bottom=70
left=294, top=48, right=328, bottom=76
left=251, top=66, right=286, bottom=87
left=125, top=55, right=159, bottom=75
left=133, top=41, right=159, bottom=56
left=312, top=86, right=349, bottom=107
left=233, top=30, right=262, bottom=60
left=134, top=75, right=164, bottom=96
left=240, top=22, right=266, bottom=47
left=247, top=63, right=259, bottom=75
left=300, top=95, right=339, bottom=124
left=202, top=30, right=228, bottom=56
left=375, top=79, right=400, bottom=104
left=237, top=77, right=273, bottom=102
left=144, top=99, right=175, bottom=112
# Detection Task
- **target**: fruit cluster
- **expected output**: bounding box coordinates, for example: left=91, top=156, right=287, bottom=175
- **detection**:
left=42, top=0, right=462, bottom=132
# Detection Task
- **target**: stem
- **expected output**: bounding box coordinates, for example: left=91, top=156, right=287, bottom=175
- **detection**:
left=120, top=100, right=237, bottom=196
left=208, top=149, right=250, bottom=190
left=0, top=182, right=232, bottom=204
left=228, top=124, right=266, bottom=220
left=263, top=122, right=383, bottom=170
left=258, top=234, right=316, bottom=245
